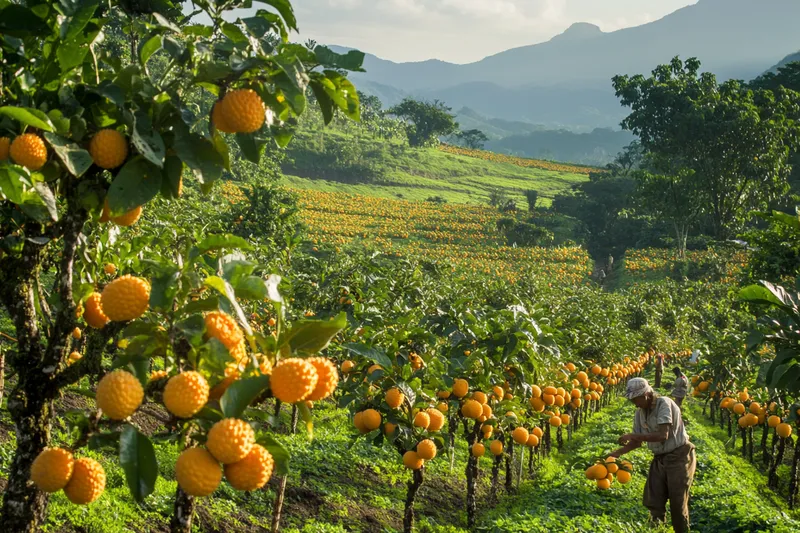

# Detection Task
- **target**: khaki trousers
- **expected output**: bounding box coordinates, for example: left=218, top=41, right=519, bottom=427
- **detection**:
left=643, top=442, right=696, bottom=533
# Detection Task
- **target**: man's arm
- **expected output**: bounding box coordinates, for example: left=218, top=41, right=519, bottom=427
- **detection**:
left=609, top=424, right=670, bottom=457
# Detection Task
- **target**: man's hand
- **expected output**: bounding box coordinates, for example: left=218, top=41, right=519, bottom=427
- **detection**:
left=618, top=433, right=638, bottom=446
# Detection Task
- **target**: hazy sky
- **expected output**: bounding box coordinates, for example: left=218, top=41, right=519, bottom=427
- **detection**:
left=291, top=0, right=697, bottom=63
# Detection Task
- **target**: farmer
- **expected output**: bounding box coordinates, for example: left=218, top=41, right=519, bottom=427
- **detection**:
left=671, top=367, right=689, bottom=409
left=610, top=377, right=696, bottom=533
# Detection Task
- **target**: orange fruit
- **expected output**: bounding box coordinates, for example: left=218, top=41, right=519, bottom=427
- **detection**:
left=471, top=443, right=485, bottom=457
left=163, top=371, right=209, bottom=418
left=64, top=458, right=106, bottom=504
left=270, top=358, right=318, bottom=403
left=84, top=292, right=109, bottom=329
left=101, top=275, right=150, bottom=321
left=452, top=378, right=469, bottom=398
left=0, top=136, right=10, bottom=160
left=426, top=408, right=445, bottom=432
left=224, top=444, right=274, bottom=491
left=776, top=423, right=792, bottom=438
left=512, top=427, right=529, bottom=445
left=30, top=448, right=74, bottom=493
left=403, top=450, right=424, bottom=470
left=175, top=447, right=222, bottom=497
left=305, top=357, right=338, bottom=400
left=461, top=399, right=483, bottom=419
left=362, top=409, right=382, bottom=431
left=386, top=388, right=405, bottom=409
left=416, top=439, right=437, bottom=460
left=414, top=411, right=431, bottom=429
left=220, top=89, right=266, bottom=133
left=95, top=369, right=143, bottom=420
left=10, top=133, right=47, bottom=170
left=206, top=418, right=256, bottom=464
left=89, top=129, right=128, bottom=169
left=489, top=439, right=504, bottom=456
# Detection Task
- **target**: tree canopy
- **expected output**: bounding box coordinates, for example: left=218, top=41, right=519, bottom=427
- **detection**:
left=387, top=98, right=458, bottom=147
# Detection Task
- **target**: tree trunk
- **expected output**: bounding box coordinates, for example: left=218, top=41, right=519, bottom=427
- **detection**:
left=271, top=476, right=288, bottom=533
left=169, top=487, right=196, bottom=533
left=490, top=453, right=502, bottom=504
left=504, top=440, right=514, bottom=494
left=290, top=404, right=298, bottom=434
left=789, top=435, right=800, bottom=509
left=761, top=423, right=770, bottom=466
left=465, top=422, right=481, bottom=528
left=403, top=468, right=424, bottom=533
left=769, top=437, right=787, bottom=489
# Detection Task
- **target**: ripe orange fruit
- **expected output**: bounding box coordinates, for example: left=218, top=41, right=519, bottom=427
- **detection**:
left=437, top=402, right=449, bottom=413
left=481, top=403, right=493, bottom=419
left=461, top=399, right=483, bottom=419
left=367, top=364, right=383, bottom=376
left=341, top=360, right=355, bottom=373
left=733, top=402, right=746, bottom=415
left=767, top=415, right=781, bottom=428
left=532, top=426, right=543, bottom=438
left=224, top=444, right=274, bottom=491
left=543, top=386, right=557, bottom=396
left=221, top=89, right=266, bottom=133
left=403, top=450, right=424, bottom=470
left=101, top=275, right=150, bottom=321
left=437, top=390, right=451, bottom=399
left=749, top=402, right=761, bottom=415
left=698, top=381, right=710, bottom=392
left=100, top=198, right=142, bottom=226
left=270, top=358, right=319, bottom=403
left=84, top=292, right=109, bottom=329
left=616, top=469, right=632, bottom=484
left=68, top=351, right=82, bottom=364
left=206, top=418, right=256, bottom=464
left=30, top=448, right=74, bottom=492
left=576, top=371, right=588, bottom=381
left=526, top=434, right=539, bottom=447
left=542, top=394, right=555, bottom=406
left=64, top=457, right=106, bottom=504
left=175, top=447, right=222, bottom=497
left=566, top=362, right=576, bottom=372
left=490, top=439, right=504, bottom=456
left=596, top=478, right=611, bottom=490
left=306, top=357, right=338, bottom=401
left=492, top=385, right=505, bottom=399
left=738, top=389, right=749, bottom=402
left=96, top=369, right=144, bottom=420
left=452, top=378, right=469, bottom=398
left=163, top=371, right=210, bottom=418
left=416, top=439, right=437, bottom=460
left=89, top=129, right=128, bottom=169
left=472, top=391, right=488, bottom=404
left=586, top=463, right=608, bottom=480
left=554, top=394, right=565, bottom=407
left=71, top=327, right=82, bottom=340
left=571, top=388, right=581, bottom=399
left=530, top=385, right=542, bottom=399
left=104, top=263, right=117, bottom=275
left=10, top=133, right=47, bottom=170
left=426, top=408, right=445, bottom=432
left=386, top=388, right=405, bottom=409
left=384, top=422, right=397, bottom=435
left=605, top=458, right=619, bottom=474
left=204, top=311, right=243, bottom=350
left=208, top=364, right=240, bottom=401
left=471, top=443, right=485, bottom=457
left=560, top=414, right=571, bottom=425
left=512, top=427, right=529, bottom=445
left=529, top=397, right=545, bottom=412
left=591, top=364, right=601, bottom=376
left=549, top=415, right=562, bottom=427
left=353, top=412, right=368, bottom=433
left=413, top=411, right=431, bottom=429
left=212, top=100, right=236, bottom=133
left=0, top=136, right=10, bottom=160
left=361, top=409, right=382, bottom=431
left=776, top=423, right=793, bottom=438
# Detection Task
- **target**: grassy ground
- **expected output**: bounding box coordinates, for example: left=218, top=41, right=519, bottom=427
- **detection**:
left=281, top=130, right=588, bottom=206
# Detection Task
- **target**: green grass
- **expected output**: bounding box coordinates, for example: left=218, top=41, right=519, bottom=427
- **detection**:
left=281, top=130, right=588, bottom=206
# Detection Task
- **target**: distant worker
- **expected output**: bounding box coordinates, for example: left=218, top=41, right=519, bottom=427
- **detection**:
left=671, top=367, right=689, bottom=409
left=610, top=377, right=696, bottom=533
left=654, top=352, right=664, bottom=388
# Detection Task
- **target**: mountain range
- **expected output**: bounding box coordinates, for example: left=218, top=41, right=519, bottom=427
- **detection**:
left=339, top=0, right=800, bottom=131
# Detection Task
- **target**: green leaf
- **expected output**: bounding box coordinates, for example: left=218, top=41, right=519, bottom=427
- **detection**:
left=64, top=0, right=100, bottom=40
left=0, top=6, right=49, bottom=38
left=132, top=111, right=165, bottom=168
left=313, top=45, right=365, bottom=72
left=139, top=35, right=162, bottom=67
left=119, top=425, right=158, bottom=502
left=0, top=106, right=55, bottom=131
left=150, top=268, right=180, bottom=312
left=258, top=434, right=290, bottom=475
left=57, top=40, right=90, bottom=72
left=220, top=375, right=271, bottom=418
left=0, top=164, right=28, bottom=205
left=255, top=0, right=298, bottom=32
left=235, top=132, right=268, bottom=163
left=160, top=155, right=183, bottom=200
left=343, top=342, right=393, bottom=369
left=173, top=133, right=224, bottom=185
left=107, top=156, right=163, bottom=216
left=43, top=132, right=93, bottom=177
left=177, top=296, right=220, bottom=317
left=283, top=313, right=347, bottom=355
left=309, top=80, right=334, bottom=125
left=176, top=314, right=206, bottom=345
left=321, top=70, right=360, bottom=121
left=235, top=276, right=267, bottom=300
left=197, top=234, right=253, bottom=253
left=221, top=22, right=248, bottom=44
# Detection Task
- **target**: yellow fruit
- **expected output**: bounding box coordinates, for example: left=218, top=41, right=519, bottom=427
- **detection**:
left=596, top=478, right=611, bottom=490
left=164, top=371, right=209, bottom=418
left=554, top=395, right=565, bottom=407
left=542, top=393, right=555, bottom=406
left=206, top=418, right=255, bottom=464
left=490, top=440, right=504, bottom=456
left=529, top=397, right=545, bottom=412
left=341, top=360, right=355, bottom=373
left=526, top=434, right=539, bottom=447
left=224, top=444, right=274, bottom=491
left=606, top=459, right=619, bottom=474
left=698, top=381, right=710, bottom=392
left=530, top=385, right=542, bottom=399
left=30, top=448, right=74, bottom=492
left=84, top=292, right=109, bottom=329
left=461, top=399, right=483, bottom=419
left=543, top=386, right=557, bottom=396
left=101, top=275, right=150, bottom=322
left=68, top=351, right=82, bottom=364
left=403, top=450, right=424, bottom=470
left=481, top=403, right=493, bottom=419
left=768, top=415, right=781, bottom=428
left=776, top=423, right=793, bottom=438
left=175, top=447, right=222, bottom=497
left=362, top=409, right=382, bottom=431
left=71, top=327, right=82, bottom=340
left=212, top=100, right=236, bottom=133
left=471, top=443, right=485, bottom=457
left=204, top=311, right=243, bottom=350
left=416, top=439, right=437, bottom=460
left=452, top=378, right=469, bottom=398
left=414, top=411, right=431, bottom=429
left=306, top=357, right=338, bottom=401
left=437, top=390, right=451, bottom=399
left=89, top=129, right=128, bottom=169
left=386, top=388, right=405, bottom=409
left=561, top=414, right=571, bottom=425
left=591, top=364, right=602, bottom=376
left=0, top=136, right=10, bottom=160
left=566, top=362, right=577, bottom=372
left=101, top=198, right=143, bottom=226
left=367, top=364, right=383, bottom=376
left=104, top=263, right=117, bottom=276
left=733, top=403, right=746, bottom=415
left=532, top=427, right=543, bottom=438
left=96, top=370, right=143, bottom=420
left=384, top=422, right=397, bottom=434
left=472, top=391, right=488, bottom=404
left=10, top=133, right=47, bottom=170
left=616, top=470, right=632, bottom=484
left=512, top=427, right=529, bottom=445
left=586, top=463, right=608, bottom=480
left=64, top=457, right=105, bottom=504
left=426, top=408, right=445, bottom=432
left=270, top=358, right=319, bottom=403
left=577, top=371, right=588, bottom=381
left=549, top=415, right=562, bottom=427
left=221, top=89, right=266, bottom=133
left=437, top=402, right=449, bottom=413
left=749, top=402, right=761, bottom=414
left=492, top=385, right=505, bottom=399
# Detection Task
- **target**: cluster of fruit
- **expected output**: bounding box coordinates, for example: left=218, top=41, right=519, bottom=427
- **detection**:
left=585, top=457, right=633, bottom=490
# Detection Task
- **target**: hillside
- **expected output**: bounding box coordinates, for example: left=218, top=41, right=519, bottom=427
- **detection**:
left=339, top=0, right=800, bottom=128
left=281, top=130, right=591, bottom=206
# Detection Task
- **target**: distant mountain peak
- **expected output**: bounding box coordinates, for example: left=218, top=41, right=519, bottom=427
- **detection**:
left=551, top=22, right=603, bottom=43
